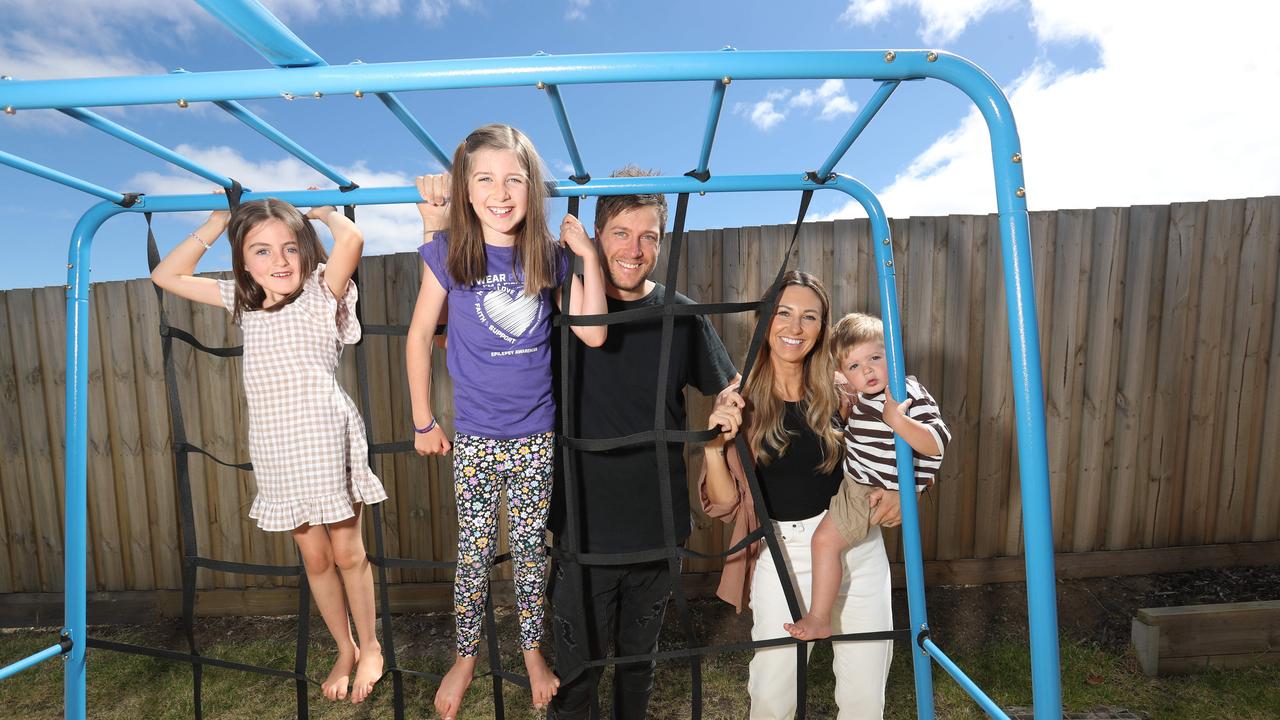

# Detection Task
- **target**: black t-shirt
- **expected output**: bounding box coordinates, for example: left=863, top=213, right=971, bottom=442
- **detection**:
left=550, top=283, right=737, bottom=553
left=757, top=402, right=844, bottom=521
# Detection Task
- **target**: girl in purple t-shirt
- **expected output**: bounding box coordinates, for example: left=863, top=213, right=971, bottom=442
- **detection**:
left=405, top=124, right=607, bottom=719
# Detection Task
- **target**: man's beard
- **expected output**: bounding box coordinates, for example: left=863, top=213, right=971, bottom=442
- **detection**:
left=604, top=264, right=649, bottom=293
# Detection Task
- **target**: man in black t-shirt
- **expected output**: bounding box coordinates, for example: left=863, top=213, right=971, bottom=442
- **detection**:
left=548, top=167, right=737, bottom=719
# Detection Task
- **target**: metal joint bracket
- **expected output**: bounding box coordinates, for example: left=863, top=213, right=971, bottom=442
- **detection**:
left=915, top=624, right=931, bottom=654
left=684, top=169, right=711, bottom=183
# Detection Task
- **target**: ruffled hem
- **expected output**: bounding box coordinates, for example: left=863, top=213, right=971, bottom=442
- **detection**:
left=250, top=478, right=388, bottom=532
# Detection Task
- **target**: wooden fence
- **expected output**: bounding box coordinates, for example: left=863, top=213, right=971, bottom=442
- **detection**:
left=1, top=196, right=1278, bottom=596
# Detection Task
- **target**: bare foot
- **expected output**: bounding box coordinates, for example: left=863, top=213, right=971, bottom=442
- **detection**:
left=523, top=648, right=561, bottom=710
left=321, top=645, right=358, bottom=701
left=434, top=655, right=477, bottom=720
left=350, top=641, right=384, bottom=704
left=784, top=614, right=833, bottom=641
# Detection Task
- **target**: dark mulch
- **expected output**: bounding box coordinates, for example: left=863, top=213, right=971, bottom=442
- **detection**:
left=935, top=564, right=1280, bottom=650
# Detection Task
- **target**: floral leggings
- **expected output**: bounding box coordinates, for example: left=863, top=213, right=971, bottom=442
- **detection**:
left=451, top=431, right=554, bottom=656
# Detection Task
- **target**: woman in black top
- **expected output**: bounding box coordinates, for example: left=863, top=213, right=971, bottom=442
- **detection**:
left=701, top=271, right=894, bottom=719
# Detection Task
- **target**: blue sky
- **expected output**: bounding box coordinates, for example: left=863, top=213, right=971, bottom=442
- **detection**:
left=1, top=0, right=1277, bottom=290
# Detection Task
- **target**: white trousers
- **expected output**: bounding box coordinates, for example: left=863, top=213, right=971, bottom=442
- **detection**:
left=747, top=513, right=893, bottom=720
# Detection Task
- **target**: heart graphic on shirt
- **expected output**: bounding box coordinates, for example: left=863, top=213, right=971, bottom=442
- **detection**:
left=481, top=288, right=541, bottom=338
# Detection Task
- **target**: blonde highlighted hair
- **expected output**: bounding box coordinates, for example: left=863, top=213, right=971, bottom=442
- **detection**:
left=446, top=124, right=558, bottom=295
left=743, top=270, right=842, bottom=473
left=831, top=312, right=884, bottom=363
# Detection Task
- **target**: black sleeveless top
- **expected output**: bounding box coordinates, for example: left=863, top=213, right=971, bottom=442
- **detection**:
left=756, top=401, right=844, bottom=521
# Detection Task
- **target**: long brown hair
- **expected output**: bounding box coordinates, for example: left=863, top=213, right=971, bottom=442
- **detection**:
left=743, top=270, right=842, bottom=473
left=228, top=198, right=327, bottom=324
left=446, top=124, right=557, bottom=295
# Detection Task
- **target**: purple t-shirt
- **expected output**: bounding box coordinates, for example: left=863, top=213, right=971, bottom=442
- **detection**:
left=419, top=232, right=567, bottom=439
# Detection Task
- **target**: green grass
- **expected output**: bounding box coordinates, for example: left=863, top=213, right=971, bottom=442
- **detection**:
left=2, top=612, right=1277, bottom=719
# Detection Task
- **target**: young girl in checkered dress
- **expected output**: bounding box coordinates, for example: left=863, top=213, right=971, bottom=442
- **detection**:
left=151, top=193, right=388, bottom=705
left=405, top=124, right=608, bottom=720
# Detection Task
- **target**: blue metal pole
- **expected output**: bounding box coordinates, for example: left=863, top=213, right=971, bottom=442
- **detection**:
left=193, top=0, right=326, bottom=68
left=63, top=201, right=123, bottom=720
left=541, top=84, right=587, bottom=180
left=922, top=639, right=1011, bottom=720
left=941, top=58, right=1062, bottom=720
left=0, top=51, right=1016, bottom=110
left=373, top=91, right=453, bottom=169
left=869, top=198, right=936, bottom=719
left=815, top=80, right=900, bottom=179
left=56, top=108, right=238, bottom=189
left=212, top=99, right=356, bottom=187
left=0, top=643, right=68, bottom=682
left=190, top=4, right=454, bottom=175
left=75, top=172, right=879, bottom=213
left=695, top=78, right=728, bottom=176
left=0, top=150, right=127, bottom=204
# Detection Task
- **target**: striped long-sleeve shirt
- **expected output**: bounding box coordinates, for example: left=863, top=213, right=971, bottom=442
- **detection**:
left=843, top=375, right=951, bottom=492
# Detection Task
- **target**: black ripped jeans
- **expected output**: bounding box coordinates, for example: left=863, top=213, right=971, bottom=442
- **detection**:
left=548, top=558, right=671, bottom=720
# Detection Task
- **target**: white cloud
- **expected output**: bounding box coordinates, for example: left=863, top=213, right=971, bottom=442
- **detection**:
left=413, top=0, right=479, bottom=24
left=841, top=0, right=1016, bottom=44
left=789, top=79, right=858, bottom=120
left=0, top=35, right=166, bottom=81
left=566, top=0, right=591, bottom=21
left=551, top=160, right=577, bottom=177
left=261, top=0, right=403, bottom=22
left=819, top=1, right=1280, bottom=220
left=733, top=99, right=787, bottom=131
left=127, top=145, right=423, bottom=255
left=735, top=80, right=858, bottom=131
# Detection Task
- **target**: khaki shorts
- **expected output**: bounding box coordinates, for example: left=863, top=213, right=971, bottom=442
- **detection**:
left=828, top=478, right=876, bottom=546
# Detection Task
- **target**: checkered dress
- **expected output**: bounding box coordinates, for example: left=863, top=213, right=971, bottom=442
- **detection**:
left=218, top=265, right=386, bottom=531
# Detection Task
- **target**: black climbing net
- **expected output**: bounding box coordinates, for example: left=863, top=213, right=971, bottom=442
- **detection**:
left=87, top=183, right=907, bottom=720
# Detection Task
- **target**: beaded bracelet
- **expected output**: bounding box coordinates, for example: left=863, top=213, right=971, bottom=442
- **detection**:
left=188, top=232, right=213, bottom=250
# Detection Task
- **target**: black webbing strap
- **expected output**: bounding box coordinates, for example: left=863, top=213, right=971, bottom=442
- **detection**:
left=144, top=212, right=206, bottom=717
left=484, top=592, right=507, bottom=718
left=161, top=326, right=242, bottom=357
left=548, top=524, right=770, bottom=566
left=174, top=442, right=252, bottom=471
left=86, top=637, right=318, bottom=683
left=226, top=180, right=243, bottom=210
left=294, top=571, right=311, bottom=718
left=652, top=191, right=704, bottom=718
left=192, top=556, right=302, bottom=576
left=340, top=182, right=359, bottom=223
left=583, top=628, right=908, bottom=669
left=556, top=298, right=763, bottom=328
left=345, top=213, right=411, bottom=720
left=730, top=188, right=816, bottom=717
left=553, top=191, right=591, bottom=689
left=560, top=427, right=719, bottom=453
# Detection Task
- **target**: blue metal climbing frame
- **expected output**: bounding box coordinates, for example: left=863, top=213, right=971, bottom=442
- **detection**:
left=0, top=2, right=1061, bottom=719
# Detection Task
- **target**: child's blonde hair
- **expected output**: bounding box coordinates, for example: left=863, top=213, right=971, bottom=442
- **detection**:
left=831, top=312, right=884, bottom=362
left=446, top=123, right=557, bottom=296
